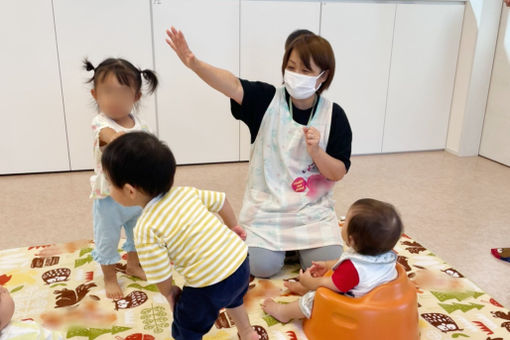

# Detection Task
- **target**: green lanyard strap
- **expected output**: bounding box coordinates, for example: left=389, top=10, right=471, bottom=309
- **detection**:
left=288, top=95, right=319, bottom=127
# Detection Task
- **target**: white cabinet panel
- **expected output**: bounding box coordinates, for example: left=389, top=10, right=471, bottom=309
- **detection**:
left=54, top=0, right=156, bottom=170
left=0, top=0, right=69, bottom=174
left=480, top=7, right=510, bottom=166
left=383, top=3, right=464, bottom=152
left=321, top=2, right=395, bottom=154
left=239, top=0, right=321, bottom=160
left=152, top=0, right=240, bottom=164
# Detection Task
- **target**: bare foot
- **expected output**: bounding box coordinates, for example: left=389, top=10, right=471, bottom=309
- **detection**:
left=126, top=264, right=147, bottom=281
left=284, top=280, right=308, bottom=296
left=238, top=327, right=260, bottom=340
left=261, top=298, right=291, bottom=323
left=104, top=278, right=123, bottom=300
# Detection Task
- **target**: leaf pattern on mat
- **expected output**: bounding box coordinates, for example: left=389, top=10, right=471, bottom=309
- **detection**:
left=127, top=283, right=159, bottom=293
left=431, top=291, right=485, bottom=302
left=439, top=302, right=484, bottom=313
left=141, top=304, right=169, bottom=334
left=66, top=325, right=131, bottom=340
left=74, top=255, right=93, bottom=268
left=10, top=285, right=23, bottom=293
left=79, top=247, right=93, bottom=257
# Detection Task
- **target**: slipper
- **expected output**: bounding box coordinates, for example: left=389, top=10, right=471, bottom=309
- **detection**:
left=491, top=247, right=510, bottom=263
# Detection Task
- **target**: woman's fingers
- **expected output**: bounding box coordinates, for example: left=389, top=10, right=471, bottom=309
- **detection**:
left=165, top=38, right=175, bottom=50
left=166, top=27, right=187, bottom=51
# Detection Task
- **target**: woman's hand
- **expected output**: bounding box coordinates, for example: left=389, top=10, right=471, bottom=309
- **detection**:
left=165, top=26, right=197, bottom=69
left=303, top=127, right=321, bottom=156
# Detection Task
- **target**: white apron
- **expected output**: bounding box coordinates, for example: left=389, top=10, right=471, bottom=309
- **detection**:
left=239, top=87, right=342, bottom=251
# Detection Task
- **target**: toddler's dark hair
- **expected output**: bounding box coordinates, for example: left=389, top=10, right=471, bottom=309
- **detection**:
left=101, top=132, right=176, bottom=197
left=347, top=198, right=403, bottom=256
left=83, top=58, right=158, bottom=95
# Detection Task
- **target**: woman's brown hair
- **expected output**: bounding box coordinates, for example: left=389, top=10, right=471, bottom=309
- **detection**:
left=281, top=35, right=335, bottom=95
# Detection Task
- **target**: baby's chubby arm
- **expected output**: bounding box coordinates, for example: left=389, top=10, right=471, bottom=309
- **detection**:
left=298, top=268, right=339, bottom=292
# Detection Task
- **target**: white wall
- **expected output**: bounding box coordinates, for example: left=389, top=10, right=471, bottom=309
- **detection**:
left=54, top=0, right=156, bottom=170
left=446, top=0, right=502, bottom=156
left=0, top=0, right=70, bottom=174
left=0, top=0, right=470, bottom=174
left=479, top=5, right=510, bottom=166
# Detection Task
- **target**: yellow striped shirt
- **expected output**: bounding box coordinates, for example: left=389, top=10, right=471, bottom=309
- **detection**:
left=134, top=186, right=248, bottom=287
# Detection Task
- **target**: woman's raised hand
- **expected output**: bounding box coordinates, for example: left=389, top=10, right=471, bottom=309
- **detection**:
left=165, top=26, right=196, bottom=69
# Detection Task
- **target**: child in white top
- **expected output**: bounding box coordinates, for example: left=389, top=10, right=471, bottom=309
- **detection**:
left=84, top=57, right=158, bottom=299
left=262, top=198, right=403, bottom=322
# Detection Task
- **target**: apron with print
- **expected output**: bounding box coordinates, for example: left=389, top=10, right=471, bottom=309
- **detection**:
left=239, top=87, right=342, bottom=251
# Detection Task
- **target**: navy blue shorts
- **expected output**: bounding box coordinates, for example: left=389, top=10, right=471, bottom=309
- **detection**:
left=172, top=256, right=250, bottom=340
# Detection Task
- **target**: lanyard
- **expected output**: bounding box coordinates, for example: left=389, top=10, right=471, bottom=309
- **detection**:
left=288, top=95, right=319, bottom=127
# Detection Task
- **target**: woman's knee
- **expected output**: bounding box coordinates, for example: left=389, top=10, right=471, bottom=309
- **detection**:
left=248, top=247, right=284, bottom=278
left=299, top=245, right=343, bottom=269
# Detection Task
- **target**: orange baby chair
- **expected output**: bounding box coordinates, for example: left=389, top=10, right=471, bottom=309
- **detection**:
left=303, top=263, right=419, bottom=340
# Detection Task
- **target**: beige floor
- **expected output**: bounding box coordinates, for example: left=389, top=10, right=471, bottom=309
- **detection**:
left=1, top=151, right=509, bottom=308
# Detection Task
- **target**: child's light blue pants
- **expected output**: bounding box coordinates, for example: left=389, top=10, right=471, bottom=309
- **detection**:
left=92, top=196, right=142, bottom=265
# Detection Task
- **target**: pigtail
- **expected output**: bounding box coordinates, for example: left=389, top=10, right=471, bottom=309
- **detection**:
left=82, top=58, right=96, bottom=83
left=140, top=69, right=159, bottom=94
left=83, top=58, right=95, bottom=72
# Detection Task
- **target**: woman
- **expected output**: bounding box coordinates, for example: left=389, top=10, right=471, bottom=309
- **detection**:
left=166, top=27, right=352, bottom=278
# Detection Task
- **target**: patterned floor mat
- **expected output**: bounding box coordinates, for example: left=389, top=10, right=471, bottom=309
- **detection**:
left=1, top=233, right=509, bottom=339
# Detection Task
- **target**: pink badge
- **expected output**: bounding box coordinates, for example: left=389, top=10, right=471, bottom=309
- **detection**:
left=291, top=177, right=307, bottom=192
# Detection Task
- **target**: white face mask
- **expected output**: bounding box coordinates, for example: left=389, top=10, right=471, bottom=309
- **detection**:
left=284, top=69, right=325, bottom=99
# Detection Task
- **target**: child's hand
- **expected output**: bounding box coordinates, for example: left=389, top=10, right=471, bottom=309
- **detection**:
left=309, top=261, right=328, bottom=278
left=298, top=268, right=316, bottom=290
left=166, top=286, right=182, bottom=312
left=231, top=225, right=247, bottom=241
left=303, top=127, right=320, bottom=156
left=165, top=27, right=197, bottom=69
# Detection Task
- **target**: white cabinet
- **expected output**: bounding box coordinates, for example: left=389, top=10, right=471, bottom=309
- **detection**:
left=53, top=0, right=156, bottom=170
left=382, top=3, right=464, bottom=152
left=152, top=0, right=240, bottom=164
left=0, top=0, right=69, bottom=175
left=480, top=7, right=510, bottom=166
left=1, top=0, right=468, bottom=174
left=321, top=2, right=396, bottom=154
left=239, top=0, right=321, bottom=160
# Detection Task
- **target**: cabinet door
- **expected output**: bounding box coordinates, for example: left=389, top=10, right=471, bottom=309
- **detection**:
left=152, top=0, right=240, bottom=164
left=382, top=3, right=464, bottom=152
left=321, top=2, right=395, bottom=154
left=480, top=7, right=510, bottom=166
left=0, top=0, right=69, bottom=174
left=54, top=0, right=156, bottom=170
left=239, top=0, right=321, bottom=160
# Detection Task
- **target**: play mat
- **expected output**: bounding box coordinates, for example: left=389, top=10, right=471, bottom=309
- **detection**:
left=1, top=233, right=509, bottom=340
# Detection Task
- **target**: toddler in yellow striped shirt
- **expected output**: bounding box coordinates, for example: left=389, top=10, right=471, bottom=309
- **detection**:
left=101, top=131, right=258, bottom=340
